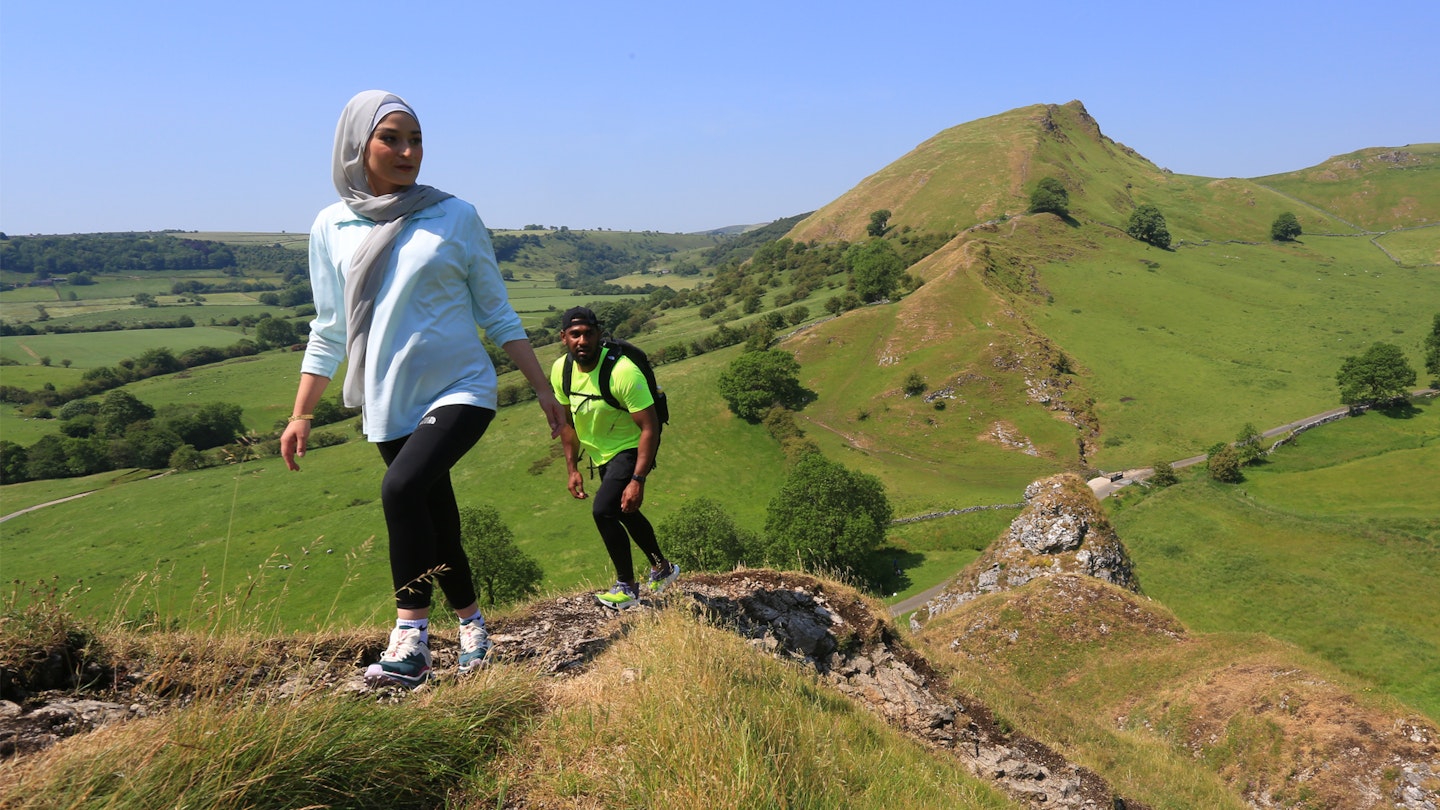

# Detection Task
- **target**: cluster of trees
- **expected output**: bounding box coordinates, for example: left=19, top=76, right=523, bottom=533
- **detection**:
left=0, top=232, right=304, bottom=278
left=459, top=505, right=544, bottom=607
left=0, top=390, right=245, bottom=483
left=655, top=449, right=892, bottom=581
left=1203, top=423, right=1268, bottom=483
left=717, top=347, right=808, bottom=423
left=1028, top=178, right=1301, bottom=248
left=1424, top=314, right=1440, bottom=387
left=544, top=229, right=685, bottom=288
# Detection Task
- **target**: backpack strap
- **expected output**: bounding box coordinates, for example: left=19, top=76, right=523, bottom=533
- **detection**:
left=596, top=347, right=625, bottom=412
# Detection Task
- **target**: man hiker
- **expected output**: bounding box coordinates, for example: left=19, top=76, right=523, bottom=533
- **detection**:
left=551, top=306, right=679, bottom=609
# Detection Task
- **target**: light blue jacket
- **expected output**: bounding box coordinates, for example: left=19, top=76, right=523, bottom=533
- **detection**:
left=301, top=197, right=527, bottom=442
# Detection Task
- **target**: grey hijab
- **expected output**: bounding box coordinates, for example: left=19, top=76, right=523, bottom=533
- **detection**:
left=332, top=90, right=453, bottom=408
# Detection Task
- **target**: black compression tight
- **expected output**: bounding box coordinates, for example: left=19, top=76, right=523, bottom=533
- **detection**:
left=376, top=405, right=494, bottom=611
left=593, top=448, right=666, bottom=584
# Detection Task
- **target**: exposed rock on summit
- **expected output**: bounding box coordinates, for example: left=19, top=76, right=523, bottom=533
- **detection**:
left=913, top=473, right=1140, bottom=628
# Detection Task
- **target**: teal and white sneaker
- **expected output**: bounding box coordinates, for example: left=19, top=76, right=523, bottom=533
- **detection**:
left=457, top=618, right=493, bottom=674
left=365, top=626, right=431, bottom=689
left=646, top=562, right=681, bottom=594
left=596, top=581, right=642, bottom=610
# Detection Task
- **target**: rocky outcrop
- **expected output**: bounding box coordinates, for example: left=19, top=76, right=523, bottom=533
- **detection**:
left=682, top=570, right=1136, bottom=809
left=2, top=571, right=1144, bottom=810
left=913, top=473, right=1139, bottom=629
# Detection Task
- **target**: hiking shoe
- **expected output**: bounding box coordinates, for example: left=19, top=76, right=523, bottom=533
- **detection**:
left=646, top=561, right=681, bottom=594
left=364, top=627, right=431, bottom=689
left=596, top=581, right=642, bottom=610
left=457, top=619, right=493, bottom=673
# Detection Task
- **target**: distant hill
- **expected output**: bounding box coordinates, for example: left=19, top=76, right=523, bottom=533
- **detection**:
left=773, top=101, right=1438, bottom=479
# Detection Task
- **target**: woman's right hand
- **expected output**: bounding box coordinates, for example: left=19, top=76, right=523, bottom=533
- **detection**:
left=280, top=420, right=311, bottom=471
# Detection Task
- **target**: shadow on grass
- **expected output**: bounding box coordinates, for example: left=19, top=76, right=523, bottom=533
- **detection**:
left=865, top=546, right=925, bottom=596
left=1376, top=400, right=1424, bottom=419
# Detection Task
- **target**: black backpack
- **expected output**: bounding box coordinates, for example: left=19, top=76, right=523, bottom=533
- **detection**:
left=561, top=336, right=670, bottom=432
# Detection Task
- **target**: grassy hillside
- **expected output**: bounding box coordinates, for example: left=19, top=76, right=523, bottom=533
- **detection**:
left=1253, top=144, right=1440, bottom=231
left=3, top=99, right=1436, bottom=725
left=4, top=95, right=1439, bottom=803
left=780, top=101, right=1438, bottom=473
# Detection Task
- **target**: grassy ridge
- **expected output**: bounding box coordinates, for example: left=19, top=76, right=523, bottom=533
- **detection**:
left=914, top=573, right=1425, bottom=808
left=0, top=606, right=1018, bottom=810
left=1254, top=143, right=1440, bottom=231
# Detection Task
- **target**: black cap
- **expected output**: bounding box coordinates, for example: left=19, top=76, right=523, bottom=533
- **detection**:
left=560, top=306, right=600, bottom=331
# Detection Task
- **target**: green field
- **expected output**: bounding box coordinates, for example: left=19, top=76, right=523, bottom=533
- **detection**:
left=1109, top=397, right=1440, bottom=717
left=0, top=325, right=249, bottom=369
left=0, top=343, right=798, bottom=627
left=1025, top=233, right=1438, bottom=468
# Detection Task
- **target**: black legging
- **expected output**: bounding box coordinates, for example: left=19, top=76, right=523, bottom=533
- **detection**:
left=593, top=448, right=666, bottom=584
left=376, top=404, right=495, bottom=611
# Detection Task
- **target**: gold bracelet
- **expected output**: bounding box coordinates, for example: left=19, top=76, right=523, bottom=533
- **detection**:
left=287, top=414, right=314, bottom=423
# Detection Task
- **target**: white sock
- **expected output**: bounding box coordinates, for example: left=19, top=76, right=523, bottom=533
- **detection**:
left=397, top=618, right=428, bottom=643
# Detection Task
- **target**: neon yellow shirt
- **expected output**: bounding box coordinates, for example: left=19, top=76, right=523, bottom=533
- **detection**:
left=550, top=347, right=655, bottom=465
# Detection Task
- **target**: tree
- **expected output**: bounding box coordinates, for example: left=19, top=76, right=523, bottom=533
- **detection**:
left=169, top=444, right=206, bottom=471
left=1207, top=445, right=1243, bottom=483
left=847, top=239, right=904, bottom=303
left=658, top=497, right=756, bottom=573
left=459, top=505, right=543, bottom=607
left=1126, top=205, right=1171, bottom=249
left=763, top=451, right=893, bottom=575
left=1270, top=211, right=1302, bottom=241
left=902, top=371, right=927, bottom=397
left=1148, top=459, right=1178, bottom=487
left=0, top=441, right=28, bottom=484
left=1423, top=313, right=1440, bottom=386
left=717, top=349, right=805, bottom=423
left=162, top=402, right=245, bottom=450
left=1028, top=177, right=1069, bottom=216
left=1234, top=423, right=1265, bottom=465
left=1336, top=341, right=1417, bottom=407
left=96, top=389, right=155, bottom=438
left=255, top=316, right=298, bottom=349
left=866, top=209, right=891, bottom=238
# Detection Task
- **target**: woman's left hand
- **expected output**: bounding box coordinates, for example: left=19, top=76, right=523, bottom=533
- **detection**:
left=535, top=390, right=566, bottom=439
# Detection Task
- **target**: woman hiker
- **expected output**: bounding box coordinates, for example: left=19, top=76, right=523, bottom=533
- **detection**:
left=281, top=90, right=565, bottom=688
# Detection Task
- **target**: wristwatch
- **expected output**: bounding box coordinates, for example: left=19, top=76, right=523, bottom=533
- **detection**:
left=631, top=474, right=647, bottom=483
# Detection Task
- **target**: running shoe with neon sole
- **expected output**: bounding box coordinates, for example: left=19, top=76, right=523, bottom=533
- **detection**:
left=596, top=580, right=642, bottom=610
left=364, top=626, right=431, bottom=689
left=457, top=618, right=493, bottom=674
left=646, top=561, right=681, bottom=594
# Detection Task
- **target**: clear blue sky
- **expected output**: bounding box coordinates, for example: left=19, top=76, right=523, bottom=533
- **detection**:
left=2, top=0, right=1436, bottom=236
